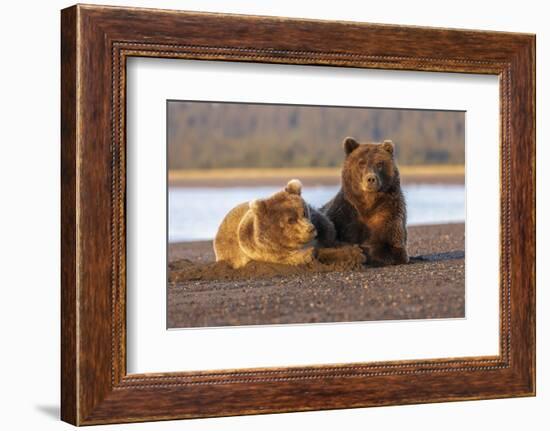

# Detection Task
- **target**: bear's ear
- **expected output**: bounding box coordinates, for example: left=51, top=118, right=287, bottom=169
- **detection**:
left=343, top=137, right=359, bottom=155
left=382, top=139, right=395, bottom=155
left=249, top=199, right=266, bottom=213
left=285, top=179, right=302, bottom=195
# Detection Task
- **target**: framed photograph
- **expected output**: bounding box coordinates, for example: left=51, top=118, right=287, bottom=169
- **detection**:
left=61, top=4, right=535, bottom=425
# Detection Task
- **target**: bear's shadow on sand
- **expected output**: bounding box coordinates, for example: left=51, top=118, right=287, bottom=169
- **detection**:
left=409, top=250, right=465, bottom=263
left=169, top=246, right=465, bottom=283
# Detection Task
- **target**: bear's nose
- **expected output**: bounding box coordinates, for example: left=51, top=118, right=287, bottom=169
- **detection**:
left=366, top=174, right=377, bottom=184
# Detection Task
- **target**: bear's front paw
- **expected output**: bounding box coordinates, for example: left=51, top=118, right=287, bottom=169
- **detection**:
left=395, top=249, right=409, bottom=265
left=302, top=247, right=316, bottom=264
left=284, top=248, right=316, bottom=266
left=315, top=245, right=366, bottom=266
left=348, top=244, right=367, bottom=265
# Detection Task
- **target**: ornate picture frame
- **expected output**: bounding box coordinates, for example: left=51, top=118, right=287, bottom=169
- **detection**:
left=61, top=4, right=535, bottom=425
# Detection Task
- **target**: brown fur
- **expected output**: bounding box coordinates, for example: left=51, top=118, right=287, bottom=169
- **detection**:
left=214, top=180, right=319, bottom=268
left=322, top=137, right=409, bottom=265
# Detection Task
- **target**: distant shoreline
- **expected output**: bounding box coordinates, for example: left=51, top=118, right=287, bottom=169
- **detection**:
left=168, top=166, right=464, bottom=187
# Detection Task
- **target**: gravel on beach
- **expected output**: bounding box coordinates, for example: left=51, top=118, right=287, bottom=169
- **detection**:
left=167, top=223, right=465, bottom=328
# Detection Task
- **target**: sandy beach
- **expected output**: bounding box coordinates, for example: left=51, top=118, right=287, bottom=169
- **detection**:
left=168, top=166, right=464, bottom=188
left=167, top=223, right=465, bottom=328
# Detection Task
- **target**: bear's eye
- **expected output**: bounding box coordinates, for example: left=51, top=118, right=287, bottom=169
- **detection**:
left=376, top=161, right=385, bottom=169
left=288, top=217, right=297, bottom=224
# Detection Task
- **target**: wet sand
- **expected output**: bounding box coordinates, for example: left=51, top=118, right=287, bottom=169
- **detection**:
left=167, top=223, right=465, bottom=329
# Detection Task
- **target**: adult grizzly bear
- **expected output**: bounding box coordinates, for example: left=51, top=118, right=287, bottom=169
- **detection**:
left=322, top=137, right=409, bottom=266
left=214, top=179, right=335, bottom=269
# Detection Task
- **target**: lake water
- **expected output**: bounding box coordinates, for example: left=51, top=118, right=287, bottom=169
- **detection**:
left=169, top=184, right=465, bottom=243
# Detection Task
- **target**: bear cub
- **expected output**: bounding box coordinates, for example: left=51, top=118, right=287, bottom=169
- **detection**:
left=322, top=137, right=409, bottom=266
left=214, top=179, right=336, bottom=269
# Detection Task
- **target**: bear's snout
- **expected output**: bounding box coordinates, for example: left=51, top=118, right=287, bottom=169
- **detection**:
left=303, top=223, right=317, bottom=241
left=363, top=172, right=380, bottom=191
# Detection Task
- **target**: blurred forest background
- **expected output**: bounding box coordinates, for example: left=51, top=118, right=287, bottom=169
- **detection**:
left=167, top=101, right=464, bottom=170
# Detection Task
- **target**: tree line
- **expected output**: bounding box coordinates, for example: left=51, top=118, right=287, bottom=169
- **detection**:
left=168, top=101, right=465, bottom=170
